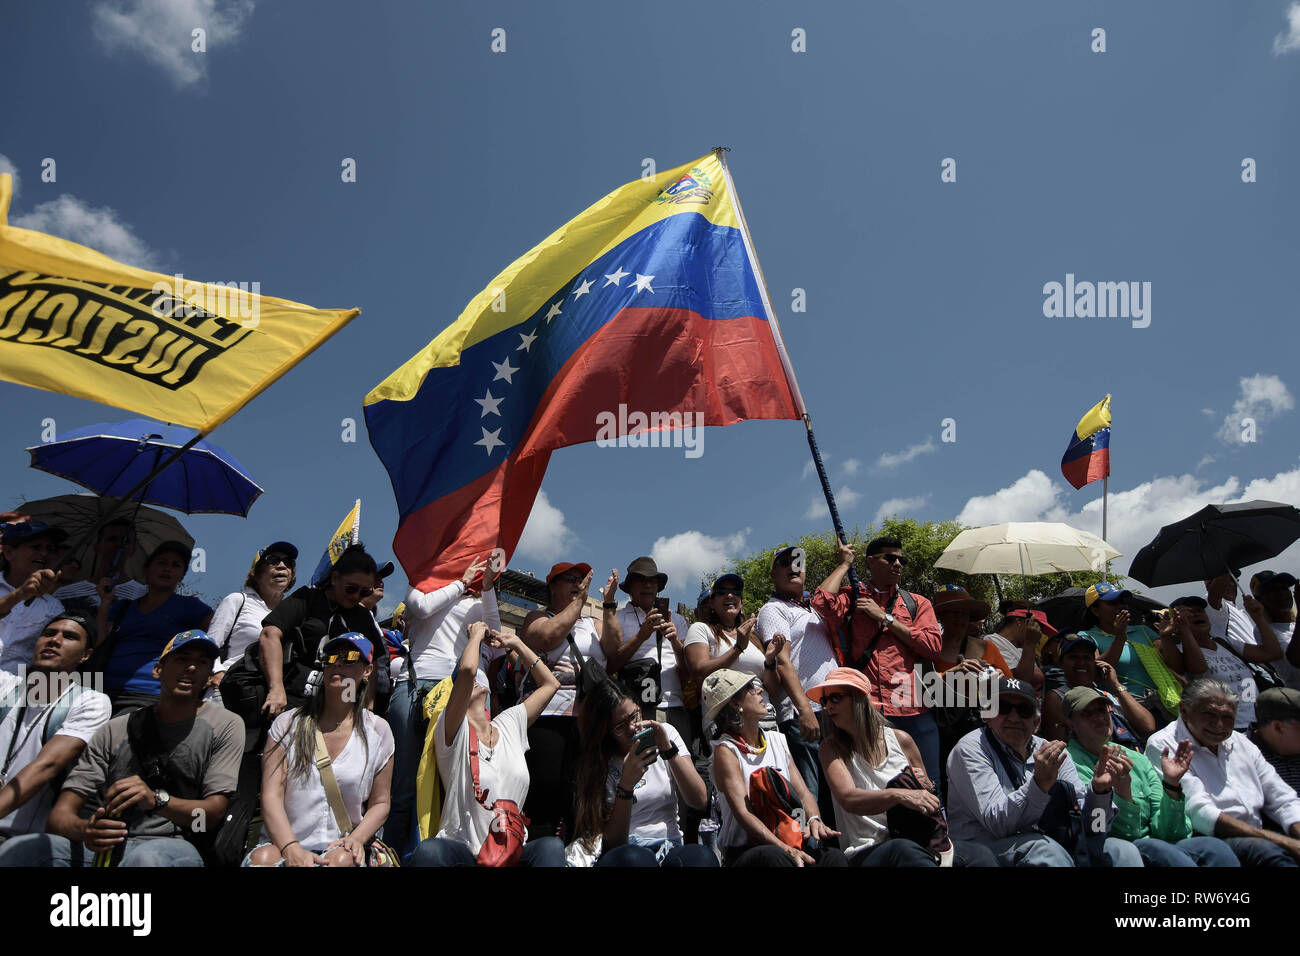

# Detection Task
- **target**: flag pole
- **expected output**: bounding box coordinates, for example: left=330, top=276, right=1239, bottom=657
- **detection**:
left=1101, top=476, right=1109, bottom=583
left=714, top=147, right=863, bottom=621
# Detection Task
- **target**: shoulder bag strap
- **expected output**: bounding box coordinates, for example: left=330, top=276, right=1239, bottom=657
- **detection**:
left=853, top=591, right=902, bottom=671
left=468, top=723, right=489, bottom=807
left=314, top=728, right=355, bottom=836
left=220, top=592, right=248, bottom=658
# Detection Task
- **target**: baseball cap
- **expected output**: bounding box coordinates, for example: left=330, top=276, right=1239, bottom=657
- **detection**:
left=546, top=562, right=592, bottom=585
left=375, top=561, right=395, bottom=579
left=1, top=520, right=69, bottom=546
left=322, top=633, right=374, bottom=664
left=997, top=677, right=1039, bottom=712
left=1255, top=687, right=1300, bottom=724
left=702, top=668, right=757, bottom=722
left=1005, top=608, right=1059, bottom=637
left=771, top=546, right=800, bottom=570
left=1169, top=595, right=1208, bottom=610
left=1250, top=571, right=1298, bottom=597
left=258, top=541, right=298, bottom=562
left=711, top=573, right=745, bottom=595
left=806, top=667, right=872, bottom=703
left=1085, top=583, right=1130, bottom=608
left=159, top=629, right=219, bottom=661
left=1061, top=685, right=1107, bottom=719
left=1059, top=633, right=1100, bottom=657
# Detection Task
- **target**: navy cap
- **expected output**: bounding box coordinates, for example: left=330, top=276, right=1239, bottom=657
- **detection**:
left=1170, top=595, right=1208, bottom=610
left=1, top=520, right=68, bottom=546
left=711, top=573, right=744, bottom=595
left=1059, top=633, right=1100, bottom=657
left=996, top=677, right=1039, bottom=711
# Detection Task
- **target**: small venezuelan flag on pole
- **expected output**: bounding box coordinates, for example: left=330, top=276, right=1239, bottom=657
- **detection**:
left=1060, top=396, right=1112, bottom=490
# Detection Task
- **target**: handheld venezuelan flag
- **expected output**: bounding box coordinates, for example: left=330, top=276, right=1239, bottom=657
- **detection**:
left=0, top=174, right=358, bottom=433
left=365, top=151, right=804, bottom=591
left=311, top=498, right=361, bottom=586
left=1061, top=395, right=1111, bottom=490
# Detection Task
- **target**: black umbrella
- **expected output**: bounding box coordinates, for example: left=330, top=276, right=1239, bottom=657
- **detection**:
left=1035, top=587, right=1168, bottom=635
left=1128, top=500, right=1300, bottom=588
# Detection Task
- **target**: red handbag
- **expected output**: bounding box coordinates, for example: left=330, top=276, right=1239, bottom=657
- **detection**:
left=747, top=767, right=804, bottom=850
left=469, top=725, right=529, bottom=867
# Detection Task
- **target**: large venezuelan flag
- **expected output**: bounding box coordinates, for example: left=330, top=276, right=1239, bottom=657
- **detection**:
left=1061, top=395, right=1111, bottom=490
left=365, top=152, right=803, bottom=592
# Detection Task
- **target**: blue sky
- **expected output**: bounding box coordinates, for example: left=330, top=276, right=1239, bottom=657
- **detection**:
left=2, top=0, right=1299, bottom=613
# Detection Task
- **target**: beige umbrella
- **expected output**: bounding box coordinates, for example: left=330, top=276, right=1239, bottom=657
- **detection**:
left=935, top=522, right=1121, bottom=576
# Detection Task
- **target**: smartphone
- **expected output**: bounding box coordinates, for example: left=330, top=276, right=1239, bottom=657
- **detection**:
left=654, top=597, right=671, bottom=617
left=633, top=726, right=656, bottom=754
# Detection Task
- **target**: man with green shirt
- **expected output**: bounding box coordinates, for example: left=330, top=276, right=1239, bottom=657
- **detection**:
left=1062, top=686, right=1238, bottom=867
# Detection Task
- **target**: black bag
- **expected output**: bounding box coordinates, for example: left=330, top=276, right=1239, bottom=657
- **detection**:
left=565, top=633, right=612, bottom=702
left=617, top=634, right=662, bottom=714
left=883, top=765, right=952, bottom=862
left=206, top=750, right=262, bottom=868
left=219, top=642, right=270, bottom=737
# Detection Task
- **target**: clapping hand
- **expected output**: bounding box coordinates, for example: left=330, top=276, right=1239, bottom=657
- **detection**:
left=603, top=569, right=619, bottom=604
left=1160, top=739, right=1194, bottom=786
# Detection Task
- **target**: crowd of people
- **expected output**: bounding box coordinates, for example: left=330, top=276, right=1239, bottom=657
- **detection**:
left=0, top=512, right=1298, bottom=868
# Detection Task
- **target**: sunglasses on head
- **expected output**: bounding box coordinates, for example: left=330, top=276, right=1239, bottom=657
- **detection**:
left=873, top=553, right=907, bottom=566
left=322, top=649, right=366, bottom=665
left=998, top=699, right=1037, bottom=719
left=342, top=583, right=375, bottom=597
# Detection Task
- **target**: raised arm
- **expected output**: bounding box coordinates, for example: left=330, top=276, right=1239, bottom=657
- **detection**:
left=521, top=570, right=592, bottom=653
left=1240, top=596, right=1282, bottom=663
left=489, top=630, right=558, bottom=726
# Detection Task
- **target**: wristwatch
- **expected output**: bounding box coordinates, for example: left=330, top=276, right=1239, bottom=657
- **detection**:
left=153, top=788, right=171, bottom=811
left=882, top=612, right=896, bottom=626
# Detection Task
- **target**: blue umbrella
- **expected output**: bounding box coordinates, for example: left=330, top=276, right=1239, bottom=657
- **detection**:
left=26, top=418, right=263, bottom=516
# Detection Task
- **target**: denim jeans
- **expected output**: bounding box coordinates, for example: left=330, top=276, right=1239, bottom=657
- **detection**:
left=385, top=677, right=440, bottom=860
left=595, top=841, right=719, bottom=867
left=1222, top=836, right=1300, bottom=867
left=0, top=833, right=203, bottom=867
left=1134, top=836, right=1241, bottom=867
left=988, top=831, right=1075, bottom=867
left=407, top=835, right=566, bottom=867
left=888, top=712, right=941, bottom=787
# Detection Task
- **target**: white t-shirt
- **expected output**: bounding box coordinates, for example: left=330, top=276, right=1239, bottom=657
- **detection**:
left=263, top=709, right=395, bottom=853
left=0, top=581, right=64, bottom=675
left=712, top=730, right=795, bottom=851
left=208, top=588, right=273, bottom=673
left=616, top=603, right=688, bottom=709
left=0, top=671, right=111, bottom=836
left=435, top=703, right=531, bottom=852
left=1198, top=638, right=1258, bottom=728
left=831, top=728, right=910, bottom=858
left=401, top=582, right=503, bottom=685
left=1265, top=622, right=1298, bottom=690
left=603, top=722, right=688, bottom=846
left=684, top=621, right=777, bottom=724
left=1206, top=600, right=1258, bottom=648
left=53, top=579, right=147, bottom=609
left=986, top=633, right=1022, bottom=669
left=521, top=617, right=605, bottom=718
left=754, top=598, right=837, bottom=723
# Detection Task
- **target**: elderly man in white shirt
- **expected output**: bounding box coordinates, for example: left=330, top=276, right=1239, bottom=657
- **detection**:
left=385, top=554, right=503, bottom=860
left=1145, top=678, right=1300, bottom=867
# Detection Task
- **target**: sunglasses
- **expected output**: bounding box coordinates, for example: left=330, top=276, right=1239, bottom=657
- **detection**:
left=821, top=692, right=849, bottom=706
left=260, top=553, right=295, bottom=568
left=557, top=575, right=582, bottom=584
left=713, top=587, right=743, bottom=597
left=342, top=583, right=375, bottom=597
left=322, top=649, right=367, bottom=665
left=998, top=700, right=1037, bottom=719
left=873, top=553, right=907, bottom=566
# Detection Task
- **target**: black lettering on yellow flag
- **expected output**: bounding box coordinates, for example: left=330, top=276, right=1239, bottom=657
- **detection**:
left=0, top=175, right=358, bottom=431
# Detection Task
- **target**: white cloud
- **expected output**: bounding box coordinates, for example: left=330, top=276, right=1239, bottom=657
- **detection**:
left=952, top=463, right=1300, bottom=603
left=955, top=469, right=1068, bottom=527
left=1200, top=408, right=1216, bottom=418
left=874, top=495, right=930, bottom=526
left=1196, top=454, right=1217, bottom=470
left=1216, top=374, right=1294, bottom=445
left=92, top=0, right=255, bottom=88
left=805, top=485, right=862, bottom=521
left=876, top=438, right=937, bottom=470
left=652, top=528, right=750, bottom=597
left=0, top=154, right=19, bottom=198
left=841, top=458, right=861, bottom=477
left=1274, top=2, right=1300, bottom=54
left=514, top=490, right=574, bottom=561
left=12, top=195, right=158, bottom=269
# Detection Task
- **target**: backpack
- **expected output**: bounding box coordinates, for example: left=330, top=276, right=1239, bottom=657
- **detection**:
left=747, top=765, right=804, bottom=850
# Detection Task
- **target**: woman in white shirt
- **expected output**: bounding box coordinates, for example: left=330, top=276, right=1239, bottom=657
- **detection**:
left=248, top=633, right=394, bottom=866
left=706, top=668, right=844, bottom=867
left=207, top=541, right=297, bottom=695
left=409, top=621, right=565, bottom=866
left=683, top=575, right=781, bottom=731
left=571, top=680, right=714, bottom=866
left=814, top=668, right=997, bottom=867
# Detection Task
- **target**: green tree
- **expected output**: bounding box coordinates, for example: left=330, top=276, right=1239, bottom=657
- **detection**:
left=716, top=516, right=1113, bottom=627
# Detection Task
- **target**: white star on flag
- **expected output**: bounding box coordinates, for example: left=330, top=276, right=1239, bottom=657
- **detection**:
left=492, top=357, right=519, bottom=384
left=631, top=274, right=655, bottom=293
left=475, top=388, right=503, bottom=417
left=516, top=329, right=538, bottom=352
left=571, top=278, right=594, bottom=299
left=475, top=427, right=504, bottom=455
left=603, top=267, right=629, bottom=287
left=545, top=302, right=562, bottom=322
